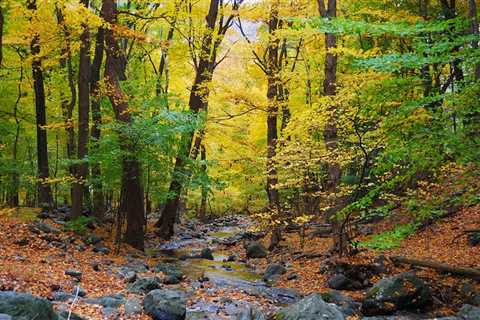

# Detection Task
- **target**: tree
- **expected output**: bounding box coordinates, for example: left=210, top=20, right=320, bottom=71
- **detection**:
left=102, top=0, right=145, bottom=250
left=72, top=0, right=91, bottom=218
left=28, top=0, right=53, bottom=208
left=156, top=0, right=242, bottom=239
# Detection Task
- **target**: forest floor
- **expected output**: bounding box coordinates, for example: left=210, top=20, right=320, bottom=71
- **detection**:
left=0, top=202, right=479, bottom=319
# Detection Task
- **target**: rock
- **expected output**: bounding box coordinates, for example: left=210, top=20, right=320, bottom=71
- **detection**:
left=263, top=263, right=286, bottom=282
left=13, top=238, right=29, bottom=246
left=73, top=287, right=87, bottom=298
left=65, top=269, right=82, bottom=281
left=0, top=314, right=12, bottom=320
left=327, top=274, right=361, bottom=290
left=30, top=221, right=60, bottom=234
left=226, top=254, right=237, bottom=262
left=0, top=291, right=58, bottom=319
left=93, top=243, right=110, bottom=255
left=461, top=283, right=480, bottom=306
left=57, top=311, right=85, bottom=320
left=361, top=273, right=431, bottom=316
left=236, top=306, right=265, bottom=320
left=37, top=211, right=50, bottom=219
left=52, top=291, right=71, bottom=302
left=83, top=234, right=103, bottom=245
left=125, top=298, right=142, bottom=315
left=127, top=277, right=162, bottom=294
left=143, top=289, right=186, bottom=320
left=85, top=295, right=125, bottom=308
left=124, top=271, right=137, bottom=283
left=154, top=263, right=184, bottom=284
left=321, top=290, right=360, bottom=316
left=276, top=293, right=344, bottom=320
left=245, top=241, right=268, bottom=259
left=458, top=304, right=480, bottom=319
left=201, top=248, right=214, bottom=260
left=287, top=273, right=298, bottom=281
left=468, top=232, right=480, bottom=246
left=103, top=307, right=119, bottom=319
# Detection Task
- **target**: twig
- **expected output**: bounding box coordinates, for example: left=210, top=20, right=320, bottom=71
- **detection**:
left=67, top=285, right=80, bottom=320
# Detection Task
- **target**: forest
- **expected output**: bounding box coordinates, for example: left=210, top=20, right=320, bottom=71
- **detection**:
left=0, top=0, right=479, bottom=319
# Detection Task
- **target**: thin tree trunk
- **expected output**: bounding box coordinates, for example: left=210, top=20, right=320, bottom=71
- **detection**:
left=72, top=0, right=91, bottom=218
left=28, top=0, right=53, bottom=208
left=90, top=27, right=105, bottom=220
left=9, top=65, right=23, bottom=207
left=56, top=5, right=76, bottom=205
left=156, top=0, right=221, bottom=239
left=198, top=144, right=207, bottom=221
left=103, top=0, right=145, bottom=250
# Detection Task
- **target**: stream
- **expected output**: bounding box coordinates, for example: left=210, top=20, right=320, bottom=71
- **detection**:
left=143, top=215, right=300, bottom=319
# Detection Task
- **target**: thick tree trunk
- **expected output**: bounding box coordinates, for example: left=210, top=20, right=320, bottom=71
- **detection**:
left=28, top=0, right=53, bottom=208
left=90, top=27, right=105, bottom=220
left=103, top=0, right=145, bottom=250
left=72, top=0, right=91, bottom=218
left=318, top=0, right=342, bottom=252
left=266, top=3, right=282, bottom=250
left=156, top=0, right=220, bottom=239
left=469, top=0, right=480, bottom=80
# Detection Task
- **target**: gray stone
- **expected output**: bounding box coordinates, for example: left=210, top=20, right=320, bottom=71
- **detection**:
left=201, top=248, right=214, bottom=260
left=127, top=276, right=162, bottom=294
left=0, top=314, right=12, bottom=320
left=85, top=295, right=125, bottom=308
left=276, top=293, right=344, bottom=320
left=236, top=306, right=265, bottom=320
left=57, top=311, right=86, bottom=320
left=30, top=221, right=60, bottom=234
left=361, top=273, right=431, bottom=316
left=0, top=291, right=59, bottom=320
left=143, top=289, right=186, bottom=320
left=263, top=263, right=286, bottom=282
left=52, top=291, right=71, bottom=302
left=65, top=269, right=82, bottom=281
left=125, top=298, right=142, bottom=315
left=458, top=304, right=480, bottom=320
left=245, top=241, right=268, bottom=259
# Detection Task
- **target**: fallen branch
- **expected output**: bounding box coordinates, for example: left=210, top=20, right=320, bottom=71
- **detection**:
left=390, top=255, right=480, bottom=279
left=293, top=252, right=324, bottom=260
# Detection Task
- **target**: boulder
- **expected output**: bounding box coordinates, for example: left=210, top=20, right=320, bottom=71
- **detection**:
left=263, top=263, right=286, bottom=282
left=85, top=295, right=125, bottom=308
left=276, top=293, right=344, bottom=320
left=65, top=269, right=82, bottom=281
left=154, top=263, right=184, bottom=284
left=468, top=232, right=480, bottom=246
left=327, top=274, right=362, bottom=290
left=458, top=304, right=480, bottom=320
left=127, top=277, right=162, bottom=294
left=361, top=273, right=431, bottom=316
left=321, top=290, right=360, bottom=316
left=200, top=248, right=214, bottom=260
left=57, top=311, right=86, bottom=320
left=0, top=315, right=12, bottom=320
left=460, top=283, right=480, bottom=306
left=245, top=241, right=268, bottom=259
left=0, top=291, right=58, bottom=320
left=143, top=289, right=186, bottom=320
left=236, top=306, right=265, bottom=320
left=29, top=221, right=60, bottom=234
left=125, top=298, right=142, bottom=315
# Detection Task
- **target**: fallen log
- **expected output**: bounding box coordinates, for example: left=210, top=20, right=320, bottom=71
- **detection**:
left=390, top=255, right=480, bottom=279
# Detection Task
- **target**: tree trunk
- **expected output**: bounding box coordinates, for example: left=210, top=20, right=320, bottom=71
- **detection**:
left=0, top=4, right=3, bottom=67
left=9, top=65, right=23, bottom=207
left=28, top=0, right=53, bottom=208
left=156, top=0, right=220, bottom=239
left=72, top=0, right=91, bottom=218
left=391, top=256, right=480, bottom=279
left=90, top=27, right=105, bottom=220
left=469, top=0, right=480, bottom=80
left=198, top=144, right=207, bottom=221
left=103, top=0, right=145, bottom=250
left=266, top=2, right=282, bottom=250
left=318, top=0, right=341, bottom=252
left=56, top=5, right=76, bottom=205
